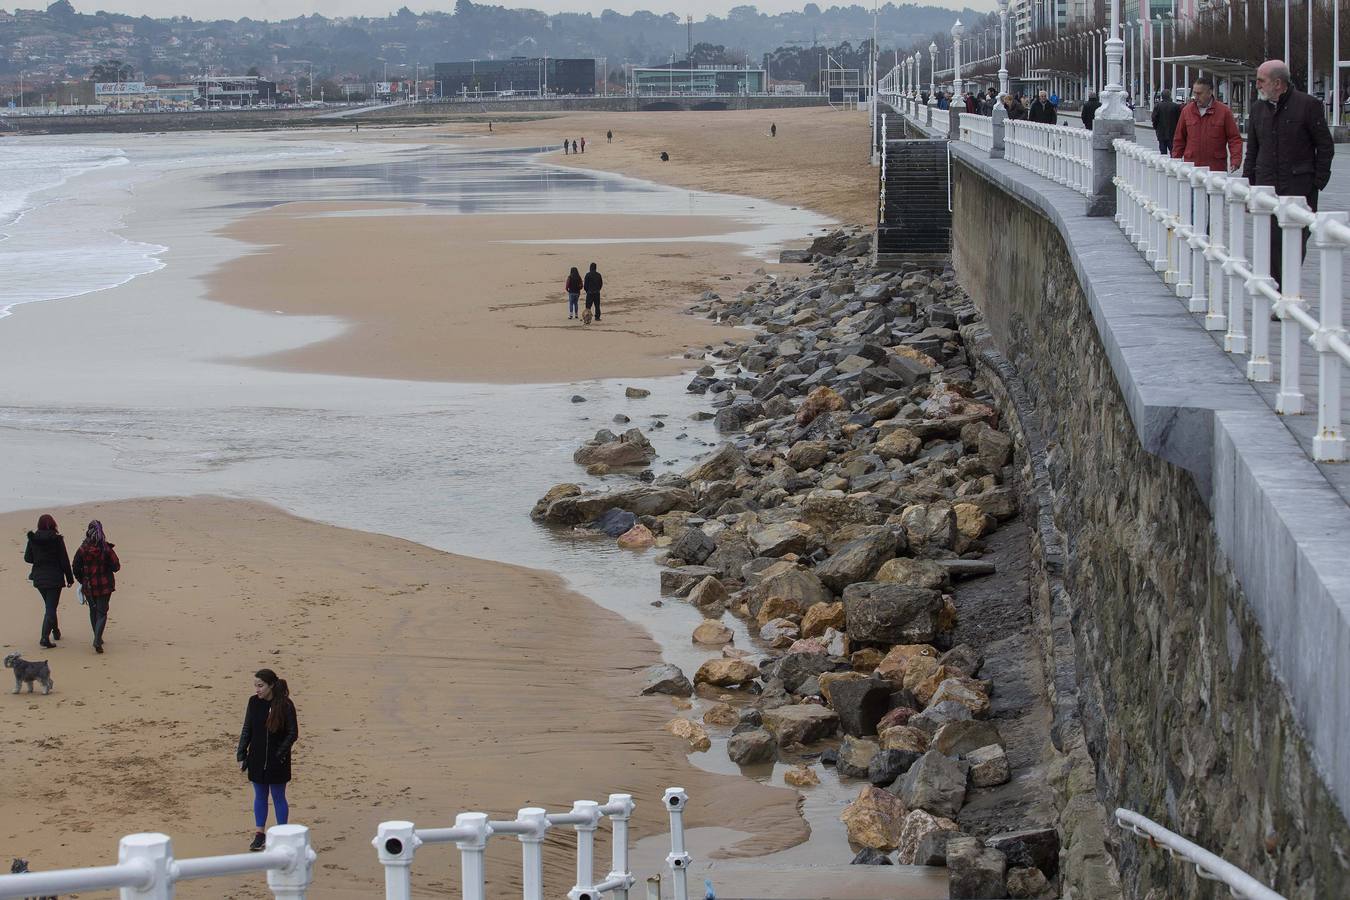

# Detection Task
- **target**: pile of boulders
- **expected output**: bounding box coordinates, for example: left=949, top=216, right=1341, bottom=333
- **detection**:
left=531, top=232, right=1057, bottom=898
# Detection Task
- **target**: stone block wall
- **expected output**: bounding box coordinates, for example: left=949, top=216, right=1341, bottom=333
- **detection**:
left=949, top=157, right=1350, bottom=898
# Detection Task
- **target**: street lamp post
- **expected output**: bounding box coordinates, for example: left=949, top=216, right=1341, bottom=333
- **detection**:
left=998, top=0, right=1009, bottom=97
left=952, top=19, right=964, bottom=101
left=929, top=41, right=937, bottom=102
left=1100, top=0, right=1130, bottom=120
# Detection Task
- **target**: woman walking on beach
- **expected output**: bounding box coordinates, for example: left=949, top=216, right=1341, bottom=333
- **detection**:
left=72, top=520, right=120, bottom=654
left=24, top=514, right=73, bottom=649
left=237, top=668, right=299, bottom=851
left=565, top=266, right=583, bottom=319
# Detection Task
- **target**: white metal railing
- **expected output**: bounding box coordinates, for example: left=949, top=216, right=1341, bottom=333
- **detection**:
left=1003, top=119, right=1094, bottom=196
left=879, top=113, right=888, bottom=226
left=0, top=825, right=315, bottom=899
left=375, top=786, right=691, bottom=900
left=1113, top=139, right=1349, bottom=461
left=959, top=113, right=994, bottom=153
left=1115, top=809, right=1285, bottom=899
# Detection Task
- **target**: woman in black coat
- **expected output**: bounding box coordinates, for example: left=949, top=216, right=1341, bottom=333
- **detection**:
left=237, top=668, right=299, bottom=851
left=24, top=514, right=73, bottom=649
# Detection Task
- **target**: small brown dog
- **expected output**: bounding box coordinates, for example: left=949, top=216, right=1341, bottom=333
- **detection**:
left=581, top=308, right=593, bottom=325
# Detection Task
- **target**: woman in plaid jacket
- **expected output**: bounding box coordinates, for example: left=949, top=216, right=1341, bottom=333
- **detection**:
left=72, top=520, right=120, bottom=654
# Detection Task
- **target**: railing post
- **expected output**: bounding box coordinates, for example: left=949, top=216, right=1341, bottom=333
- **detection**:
left=1246, top=186, right=1278, bottom=382
left=1203, top=172, right=1228, bottom=332
left=266, top=825, right=315, bottom=900
left=605, top=794, right=637, bottom=900
left=663, top=788, right=691, bottom=900
left=1152, top=155, right=1168, bottom=272
left=1175, top=162, right=1195, bottom=296
left=1088, top=117, right=1132, bottom=217
left=454, top=812, right=491, bottom=900
left=991, top=104, right=1006, bottom=159
left=1162, top=157, right=1181, bottom=284
left=566, top=800, right=602, bottom=900
left=118, top=834, right=172, bottom=900
left=1275, top=195, right=1311, bottom=414
left=374, top=821, right=420, bottom=900
left=1223, top=178, right=1250, bottom=354
left=1187, top=166, right=1210, bottom=313
left=1311, top=211, right=1347, bottom=461
left=516, top=807, right=550, bottom=900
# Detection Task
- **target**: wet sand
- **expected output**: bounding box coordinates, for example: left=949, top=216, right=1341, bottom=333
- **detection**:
left=0, top=498, right=805, bottom=897
left=208, top=202, right=754, bottom=383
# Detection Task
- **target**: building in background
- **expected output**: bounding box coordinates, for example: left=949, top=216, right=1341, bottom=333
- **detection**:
left=631, top=63, right=766, bottom=95
left=432, top=57, right=595, bottom=96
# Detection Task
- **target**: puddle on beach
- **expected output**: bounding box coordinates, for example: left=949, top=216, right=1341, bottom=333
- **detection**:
left=0, top=135, right=856, bottom=865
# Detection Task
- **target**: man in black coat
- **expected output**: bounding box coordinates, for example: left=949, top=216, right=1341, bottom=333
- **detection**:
left=1081, top=93, right=1101, bottom=129
left=583, top=262, right=603, bottom=321
left=1151, top=92, right=1181, bottom=154
left=1029, top=90, right=1057, bottom=124
left=1244, top=59, right=1335, bottom=288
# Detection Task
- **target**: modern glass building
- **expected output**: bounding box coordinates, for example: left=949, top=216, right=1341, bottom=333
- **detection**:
left=632, top=65, right=766, bottom=95
left=433, top=58, right=595, bottom=96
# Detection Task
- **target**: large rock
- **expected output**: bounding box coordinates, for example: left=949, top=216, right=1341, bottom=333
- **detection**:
left=748, top=562, right=832, bottom=619
left=898, top=504, right=957, bottom=552
left=786, top=440, right=830, bottom=471
left=795, top=386, right=848, bottom=426
left=967, top=744, right=1011, bottom=788
left=842, top=582, right=943, bottom=645
left=573, top=428, right=656, bottom=468
left=850, top=848, right=894, bottom=866
left=1006, top=867, right=1050, bottom=898
left=727, top=728, right=776, bottom=765
left=590, top=508, right=638, bottom=537
left=616, top=523, right=656, bottom=549
left=801, top=601, right=846, bottom=638
left=692, top=619, right=734, bottom=645
left=894, top=749, right=966, bottom=818
left=664, top=718, right=711, bottom=752
left=669, top=527, right=716, bottom=565
left=766, top=652, right=835, bottom=693
left=539, top=486, right=696, bottom=524
left=875, top=644, right=941, bottom=686
left=828, top=677, right=892, bottom=737
left=836, top=736, right=880, bottom=779
left=927, top=676, right=992, bottom=717
left=875, top=557, right=950, bottom=590
left=750, top=521, right=823, bottom=557
left=868, top=748, right=922, bottom=787
left=686, top=575, right=729, bottom=610
left=947, top=835, right=1007, bottom=899
left=694, top=658, right=757, bottom=687
left=879, top=725, right=930, bottom=753
left=985, top=827, right=1060, bottom=878
left=684, top=443, right=745, bottom=482
left=840, top=785, right=908, bottom=851
left=875, top=428, right=922, bottom=462
left=815, top=528, right=900, bottom=593
left=910, top=700, right=973, bottom=735
left=530, top=482, right=582, bottom=520
left=895, top=809, right=961, bottom=866
left=702, top=702, right=739, bottom=727
left=933, top=720, right=1003, bottom=758
left=640, top=664, right=693, bottom=697
left=660, top=565, right=721, bottom=596
left=714, top=401, right=763, bottom=433
left=762, top=704, right=839, bottom=746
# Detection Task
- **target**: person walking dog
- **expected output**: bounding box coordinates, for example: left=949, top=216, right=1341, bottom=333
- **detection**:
left=24, top=514, right=73, bottom=649
left=238, top=668, right=299, bottom=852
left=583, top=262, right=603, bottom=322
left=72, top=520, right=120, bottom=653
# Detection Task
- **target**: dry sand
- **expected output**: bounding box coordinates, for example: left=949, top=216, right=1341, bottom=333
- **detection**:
left=208, top=203, right=752, bottom=384
left=0, top=498, right=804, bottom=897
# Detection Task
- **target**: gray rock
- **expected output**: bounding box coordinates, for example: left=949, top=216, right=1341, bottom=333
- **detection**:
left=815, top=528, right=901, bottom=593
left=765, top=652, right=836, bottom=693
left=705, top=533, right=756, bottom=582
left=868, top=748, right=922, bottom=787
left=589, top=508, right=637, bottom=538
left=850, top=847, right=894, bottom=865
left=780, top=249, right=812, bottom=263
left=762, top=704, right=839, bottom=746
left=836, top=736, right=880, bottom=779
left=841, top=582, right=943, bottom=644
left=940, top=643, right=984, bottom=678
left=625, top=386, right=651, bottom=399
left=913, top=829, right=956, bottom=866
left=659, top=565, right=721, bottom=595
left=713, top=401, right=764, bottom=433
left=573, top=427, right=656, bottom=468
left=640, top=664, right=693, bottom=697
left=932, top=719, right=1002, bottom=757
left=894, top=749, right=966, bottom=818
left=947, top=835, right=1007, bottom=899
left=540, top=486, right=696, bottom=525
left=669, top=527, right=716, bottom=566
left=986, top=827, right=1060, bottom=878
left=571, top=395, right=587, bottom=403
left=828, top=677, right=892, bottom=737
left=683, top=442, right=745, bottom=482
left=909, top=700, right=973, bottom=735
left=727, top=728, right=777, bottom=765
left=1006, top=866, right=1050, bottom=898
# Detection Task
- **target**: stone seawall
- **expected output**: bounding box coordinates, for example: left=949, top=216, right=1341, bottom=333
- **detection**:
left=948, top=154, right=1350, bottom=897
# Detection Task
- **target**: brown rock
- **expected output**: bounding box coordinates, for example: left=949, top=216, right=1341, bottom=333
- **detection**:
left=879, top=725, right=930, bottom=753
left=840, top=785, right=909, bottom=850
left=876, top=428, right=922, bottom=462
left=759, top=617, right=800, bottom=647
left=784, top=764, right=820, bottom=787
left=664, top=718, right=711, bottom=751
left=927, top=677, right=991, bottom=717
left=818, top=671, right=867, bottom=705
left=937, top=595, right=959, bottom=632
left=762, top=704, right=840, bottom=746
left=954, top=503, right=996, bottom=540
left=967, top=744, right=1011, bottom=787
left=703, top=702, right=740, bottom=727
left=801, top=601, right=846, bottom=638
left=756, top=594, right=808, bottom=627
left=875, top=644, right=941, bottom=685
left=687, top=575, right=729, bottom=611
left=896, top=809, right=961, bottom=865
left=903, top=658, right=944, bottom=698
left=694, top=658, right=757, bottom=687
left=875, top=557, right=951, bottom=590
left=692, top=619, right=734, bottom=645
left=529, top=482, right=582, bottom=520
left=616, top=523, right=656, bottom=549
left=795, top=386, right=848, bottom=426
left=877, top=707, right=920, bottom=731
left=851, top=648, right=885, bottom=671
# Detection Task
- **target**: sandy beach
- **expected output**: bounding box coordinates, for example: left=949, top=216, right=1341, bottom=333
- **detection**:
left=0, top=498, right=805, bottom=897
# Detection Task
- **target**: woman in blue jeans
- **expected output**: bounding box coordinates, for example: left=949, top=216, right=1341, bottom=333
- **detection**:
left=237, top=668, right=299, bottom=851
left=24, top=514, right=73, bottom=649
left=564, top=266, right=583, bottom=319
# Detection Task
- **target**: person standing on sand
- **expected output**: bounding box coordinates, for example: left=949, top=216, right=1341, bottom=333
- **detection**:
left=565, top=266, right=583, bottom=319
left=238, top=668, right=299, bottom=852
left=572, top=139, right=578, bottom=154
left=24, top=514, right=73, bottom=649
left=488, top=121, right=493, bottom=132
left=770, top=122, right=777, bottom=137
left=563, top=139, right=569, bottom=155
left=72, top=519, right=120, bottom=654
left=580, top=136, right=586, bottom=153
left=583, top=262, right=603, bottom=322
left=607, top=129, right=613, bottom=143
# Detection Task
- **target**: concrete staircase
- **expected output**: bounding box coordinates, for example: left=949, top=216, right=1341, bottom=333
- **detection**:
left=877, top=138, right=951, bottom=269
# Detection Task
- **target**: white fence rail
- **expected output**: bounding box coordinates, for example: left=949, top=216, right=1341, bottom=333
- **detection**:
left=959, top=113, right=993, bottom=153
left=375, top=786, right=690, bottom=900
left=1113, top=139, right=1349, bottom=461
left=1004, top=119, right=1093, bottom=196
left=1115, top=809, right=1285, bottom=899
left=0, top=825, right=315, bottom=899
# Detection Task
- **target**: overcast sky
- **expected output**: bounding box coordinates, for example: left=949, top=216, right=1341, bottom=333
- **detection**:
left=71, top=1, right=990, bottom=22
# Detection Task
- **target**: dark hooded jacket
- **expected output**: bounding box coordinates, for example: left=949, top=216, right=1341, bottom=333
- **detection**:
left=237, top=695, right=299, bottom=784
left=583, top=269, right=603, bottom=295
left=24, top=529, right=73, bottom=590
left=1081, top=97, right=1101, bottom=128
left=1242, top=87, right=1335, bottom=206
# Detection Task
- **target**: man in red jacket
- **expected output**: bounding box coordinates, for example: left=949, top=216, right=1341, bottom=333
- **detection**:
left=1171, top=76, right=1243, bottom=174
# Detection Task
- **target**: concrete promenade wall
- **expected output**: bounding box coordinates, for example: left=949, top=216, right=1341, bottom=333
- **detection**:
left=358, top=95, right=829, bottom=117
left=946, top=142, right=1350, bottom=897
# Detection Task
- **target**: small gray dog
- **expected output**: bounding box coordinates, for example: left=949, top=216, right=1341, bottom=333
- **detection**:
left=4, top=653, right=53, bottom=695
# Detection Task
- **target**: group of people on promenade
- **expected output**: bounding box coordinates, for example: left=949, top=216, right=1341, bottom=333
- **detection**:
left=23, top=515, right=120, bottom=652
left=20, top=514, right=299, bottom=852
left=564, top=262, right=604, bottom=321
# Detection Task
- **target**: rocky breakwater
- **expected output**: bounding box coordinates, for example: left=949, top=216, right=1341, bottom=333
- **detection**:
left=532, top=237, right=1059, bottom=898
